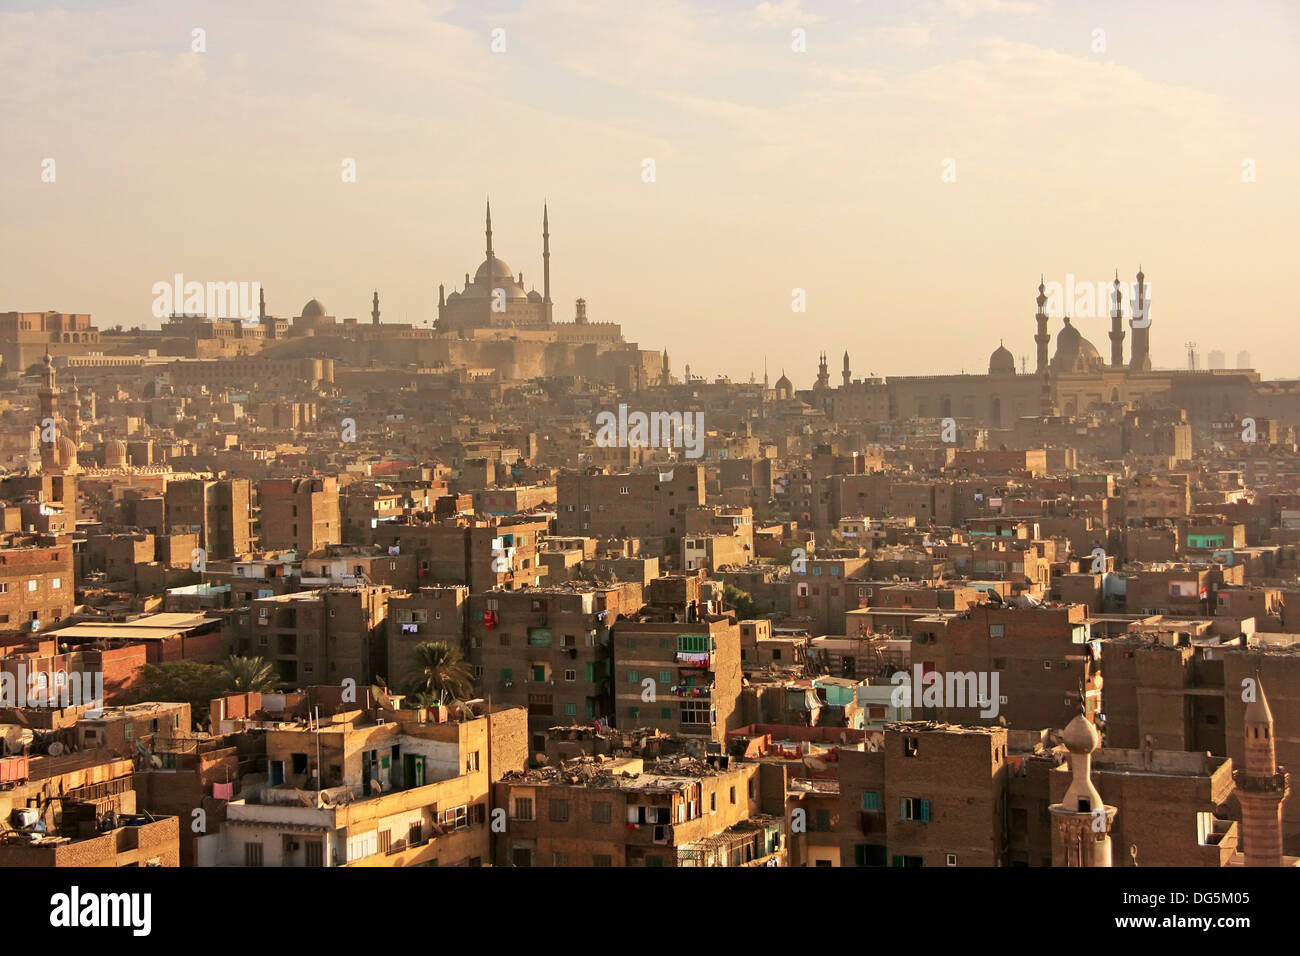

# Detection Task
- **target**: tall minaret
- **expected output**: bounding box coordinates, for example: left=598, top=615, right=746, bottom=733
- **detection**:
left=67, top=374, right=82, bottom=447
left=371, top=290, right=380, bottom=326
left=1234, top=675, right=1290, bottom=867
left=542, top=203, right=553, bottom=324
left=1109, top=269, right=1125, bottom=366
left=1034, top=275, right=1050, bottom=374
left=1128, top=266, right=1152, bottom=371
left=259, top=286, right=267, bottom=322
left=1050, top=712, right=1117, bottom=866
left=37, top=352, right=59, bottom=475
left=485, top=199, right=496, bottom=324
left=842, top=351, right=851, bottom=387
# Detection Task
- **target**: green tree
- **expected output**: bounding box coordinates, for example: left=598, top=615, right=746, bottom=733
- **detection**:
left=222, top=655, right=276, bottom=692
left=132, top=660, right=229, bottom=726
left=409, top=641, right=474, bottom=705
left=723, top=583, right=759, bottom=620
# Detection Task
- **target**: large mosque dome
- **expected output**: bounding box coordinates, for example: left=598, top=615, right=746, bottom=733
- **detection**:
left=1051, top=317, right=1105, bottom=374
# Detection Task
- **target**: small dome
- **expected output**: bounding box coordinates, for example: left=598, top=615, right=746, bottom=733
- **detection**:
left=301, top=299, right=327, bottom=319
left=1062, top=712, right=1099, bottom=755
left=989, top=343, right=1015, bottom=375
left=57, top=434, right=77, bottom=467
left=527, top=290, right=543, bottom=303
left=775, top=373, right=793, bottom=392
left=105, top=439, right=127, bottom=466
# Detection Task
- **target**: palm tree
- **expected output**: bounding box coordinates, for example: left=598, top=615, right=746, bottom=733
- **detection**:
left=409, top=641, right=474, bottom=705
left=223, top=655, right=276, bottom=692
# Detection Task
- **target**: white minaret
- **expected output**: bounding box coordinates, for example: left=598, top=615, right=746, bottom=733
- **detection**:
left=1050, top=712, right=1117, bottom=866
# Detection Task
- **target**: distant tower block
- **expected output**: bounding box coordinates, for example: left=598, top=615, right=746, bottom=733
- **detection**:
left=1049, top=713, right=1117, bottom=867
left=1208, top=350, right=1226, bottom=370
left=1237, top=350, right=1252, bottom=370
left=1234, top=676, right=1290, bottom=867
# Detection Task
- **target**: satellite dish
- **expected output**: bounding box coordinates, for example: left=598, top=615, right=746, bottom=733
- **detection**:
left=47, top=742, right=64, bottom=757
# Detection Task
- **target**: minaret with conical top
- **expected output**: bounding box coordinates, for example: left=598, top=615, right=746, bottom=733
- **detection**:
left=1049, top=711, right=1117, bottom=866
left=1234, top=674, right=1290, bottom=866
left=815, top=352, right=830, bottom=389
left=1128, top=266, right=1152, bottom=371
left=371, top=291, right=380, bottom=326
left=1109, top=269, right=1125, bottom=366
left=842, top=351, right=851, bottom=387
left=542, top=203, right=553, bottom=324
left=259, top=286, right=266, bottom=322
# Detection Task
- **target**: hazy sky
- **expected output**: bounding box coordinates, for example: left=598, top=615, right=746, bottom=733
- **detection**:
left=3, top=0, right=1298, bottom=382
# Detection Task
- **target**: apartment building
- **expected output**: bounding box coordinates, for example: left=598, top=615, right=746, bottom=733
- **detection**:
left=838, top=722, right=1009, bottom=867
left=386, top=586, right=469, bottom=692
left=912, top=603, right=1096, bottom=731
left=492, top=753, right=781, bottom=867
left=229, top=586, right=391, bottom=688
left=204, top=701, right=527, bottom=867
left=0, top=542, right=74, bottom=632
left=164, top=477, right=254, bottom=558
left=468, top=583, right=643, bottom=750
left=556, top=465, right=705, bottom=559
left=611, top=616, right=743, bottom=745
left=258, top=477, right=341, bottom=553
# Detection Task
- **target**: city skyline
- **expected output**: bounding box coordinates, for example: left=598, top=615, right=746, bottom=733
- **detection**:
left=3, top=0, right=1298, bottom=379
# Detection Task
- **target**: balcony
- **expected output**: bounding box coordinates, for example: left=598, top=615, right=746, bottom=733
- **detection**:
left=675, top=650, right=714, bottom=668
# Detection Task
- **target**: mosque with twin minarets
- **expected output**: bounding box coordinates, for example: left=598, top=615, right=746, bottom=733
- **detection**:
left=795, top=268, right=1294, bottom=430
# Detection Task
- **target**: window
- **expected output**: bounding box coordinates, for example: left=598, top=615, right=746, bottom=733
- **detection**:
left=627, top=670, right=639, bottom=683
left=855, top=844, right=887, bottom=867
left=660, top=707, right=672, bottom=719
left=899, top=797, right=931, bottom=822
left=990, top=624, right=1005, bottom=637
left=513, top=797, right=534, bottom=820
left=564, top=703, right=577, bottom=716
left=905, top=737, right=919, bottom=757
left=465, top=751, right=480, bottom=772
left=50, top=578, right=61, bottom=589
left=564, top=669, right=576, bottom=682
left=378, top=830, right=392, bottom=854
left=593, top=854, right=612, bottom=867
left=440, top=805, right=469, bottom=830
left=500, top=668, right=513, bottom=682
left=861, top=791, right=882, bottom=812
left=549, top=799, right=569, bottom=822
left=658, top=670, right=672, bottom=684
left=729, top=786, right=736, bottom=805
left=680, top=700, right=710, bottom=725
left=244, top=842, right=263, bottom=867
left=592, top=802, right=612, bottom=823
left=27, top=580, right=37, bottom=592
left=553, top=852, right=570, bottom=866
